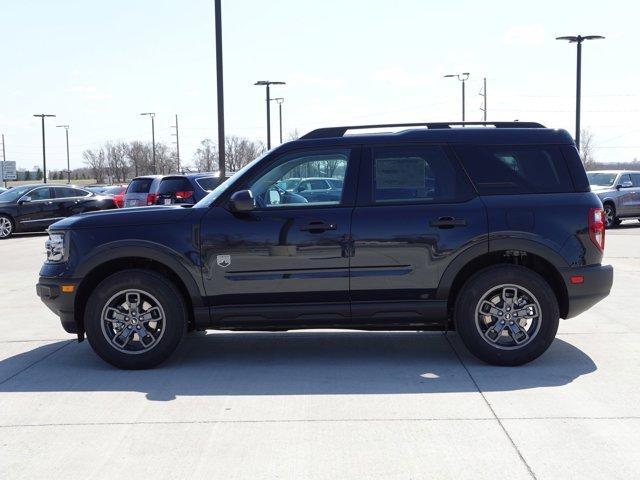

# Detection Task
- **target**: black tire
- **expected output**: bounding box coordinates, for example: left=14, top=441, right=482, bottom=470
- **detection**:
left=454, top=265, right=559, bottom=366
left=84, top=269, right=187, bottom=369
left=603, top=203, right=620, bottom=228
left=0, top=214, right=15, bottom=239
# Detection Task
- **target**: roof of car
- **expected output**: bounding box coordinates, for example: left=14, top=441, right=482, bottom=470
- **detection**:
left=293, top=125, right=575, bottom=147
left=587, top=170, right=640, bottom=174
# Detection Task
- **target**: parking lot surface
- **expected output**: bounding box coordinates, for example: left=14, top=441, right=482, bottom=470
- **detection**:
left=1, top=225, right=639, bottom=479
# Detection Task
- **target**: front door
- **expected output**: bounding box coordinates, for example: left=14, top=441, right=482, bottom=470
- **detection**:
left=200, top=146, right=360, bottom=327
left=349, top=144, right=487, bottom=325
left=16, top=187, right=57, bottom=230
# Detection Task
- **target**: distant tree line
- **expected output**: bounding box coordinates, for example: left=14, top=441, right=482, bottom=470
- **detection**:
left=75, top=136, right=264, bottom=184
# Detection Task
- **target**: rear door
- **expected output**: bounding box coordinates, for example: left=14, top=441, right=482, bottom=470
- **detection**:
left=616, top=173, right=635, bottom=216
left=630, top=173, right=640, bottom=215
left=51, top=186, right=92, bottom=218
left=350, top=144, right=486, bottom=324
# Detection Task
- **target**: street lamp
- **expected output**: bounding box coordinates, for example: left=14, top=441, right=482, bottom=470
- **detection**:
left=140, top=112, right=156, bottom=173
left=444, top=73, right=470, bottom=121
left=556, top=35, right=605, bottom=150
left=271, top=97, right=284, bottom=144
left=33, top=114, right=56, bottom=183
left=56, top=125, right=71, bottom=183
left=254, top=81, right=285, bottom=149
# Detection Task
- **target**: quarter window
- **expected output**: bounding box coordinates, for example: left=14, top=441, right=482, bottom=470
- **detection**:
left=372, top=145, right=473, bottom=203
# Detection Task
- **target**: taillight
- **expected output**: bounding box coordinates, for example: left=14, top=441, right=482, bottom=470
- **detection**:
left=175, top=191, right=194, bottom=199
left=147, top=193, right=158, bottom=205
left=589, top=208, right=605, bottom=251
left=114, top=194, right=124, bottom=208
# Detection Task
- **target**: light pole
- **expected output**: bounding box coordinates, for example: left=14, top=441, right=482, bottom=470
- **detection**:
left=254, top=80, right=285, bottom=149
left=556, top=35, right=605, bottom=150
left=140, top=112, right=156, bottom=173
left=214, top=0, right=226, bottom=178
left=56, top=125, right=70, bottom=183
left=33, top=114, right=56, bottom=183
left=271, top=97, right=284, bottom=144
left=444, top=73, right=470, bottom=121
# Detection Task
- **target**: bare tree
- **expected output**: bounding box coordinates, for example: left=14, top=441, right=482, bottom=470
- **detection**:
left=287, top=129, right=301, bottom=141
left=127, top=141, right=152, bottom=177
left=225, top=135, right=264, bottom=173
left=580, top=128, right=596, bottom=170
left=106, top=142, right=129, bottom=182
left=82, top=148, right=107, bottom=183
left=154, top=143, right=178, bottom=175
left=193, top=138, right=218, bottom=172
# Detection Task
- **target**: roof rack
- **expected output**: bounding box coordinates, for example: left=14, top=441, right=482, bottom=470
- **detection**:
left=300, top=121, right=546, bottom=140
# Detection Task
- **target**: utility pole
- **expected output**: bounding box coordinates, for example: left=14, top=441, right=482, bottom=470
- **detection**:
left=480, top=77, right=487, bottom=121
left=171, top=114, right=180, bottom=173
left=33, top=114, right=56, bottom=183
left=140, top=113, right=156, bottom=173
left=214, top=0, right=226, bottom=178
left=1, top=134, right=6, bottom=188
left=272, top=97, right=284, bottom=144
left=56, top=125, right=71, bottom=183
left=444, top=73, right=470, bottom=122
left=255, top=81, right=285, bottom=149
left=556, top=35, right=605, bottom=150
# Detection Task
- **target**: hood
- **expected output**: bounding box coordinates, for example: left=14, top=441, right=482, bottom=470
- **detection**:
left=50, top=205, right=198, bottom=230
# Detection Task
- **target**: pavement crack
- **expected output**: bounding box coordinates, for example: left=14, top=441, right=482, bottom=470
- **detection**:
left=443, top=333, right=538, bottom=480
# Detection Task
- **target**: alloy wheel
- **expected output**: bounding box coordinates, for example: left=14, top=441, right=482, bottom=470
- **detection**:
left=475, top=284, right=542, bottom=350
left=0, top=217, right=12, bottom=238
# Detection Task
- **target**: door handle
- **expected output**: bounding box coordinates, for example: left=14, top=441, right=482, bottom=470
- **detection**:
left=300, top=221, right=337, bottom=233
left=429, top=216, right=467, bottom=228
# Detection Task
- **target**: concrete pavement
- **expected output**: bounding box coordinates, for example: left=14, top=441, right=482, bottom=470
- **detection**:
left=1, top=226, right=639, bottom=479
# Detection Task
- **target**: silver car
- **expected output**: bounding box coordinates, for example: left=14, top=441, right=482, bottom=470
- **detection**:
left=587, top=170, right=640, bottom=227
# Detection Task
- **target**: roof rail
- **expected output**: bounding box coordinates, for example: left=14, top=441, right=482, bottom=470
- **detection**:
left=300, top=121, right=546, bottom=140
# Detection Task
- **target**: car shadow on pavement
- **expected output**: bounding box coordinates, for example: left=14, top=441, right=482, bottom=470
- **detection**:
left=0, top=332, right=596, bottom=401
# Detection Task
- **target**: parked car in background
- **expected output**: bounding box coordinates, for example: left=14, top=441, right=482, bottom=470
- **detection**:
left=0, top=184, right=117, bottom=238
left=0, top=187, right=7, bottom=194
left=154, top=173, right=222, bottom=205
left=292, top=177, right=344, bottom=203
left=101, top=185, right=128, bottom=208
left=122, top=175, right=163, bottom=207
left=86, top=185, right=109, bottom=194
left=587, top=170, right=640, bottom=227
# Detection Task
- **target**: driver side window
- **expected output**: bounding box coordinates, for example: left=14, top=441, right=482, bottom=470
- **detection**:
left=248, top=148, right=350, bottom=208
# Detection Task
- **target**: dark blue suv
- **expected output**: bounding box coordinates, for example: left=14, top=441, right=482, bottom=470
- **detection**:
left=37, top=122, right=613, bottom=369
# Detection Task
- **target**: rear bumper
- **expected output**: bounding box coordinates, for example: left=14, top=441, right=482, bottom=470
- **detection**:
left=36, top=278, right=79, bottom=334
left=562, top=264, right=613, bottom=319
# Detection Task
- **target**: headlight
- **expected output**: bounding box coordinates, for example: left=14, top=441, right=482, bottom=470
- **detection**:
left=45, top=232, right=66, bottom=263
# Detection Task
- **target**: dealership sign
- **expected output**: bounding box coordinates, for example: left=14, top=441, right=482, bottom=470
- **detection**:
left=1, top=161, right=17, bottom=181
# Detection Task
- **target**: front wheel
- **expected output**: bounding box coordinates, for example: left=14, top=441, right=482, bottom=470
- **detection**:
left=84, top=269, right=187, bottom=369
left=454, top=265, right=559, bottom=366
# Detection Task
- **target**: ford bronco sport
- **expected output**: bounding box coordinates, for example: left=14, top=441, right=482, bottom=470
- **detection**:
left=37, top=122, right=613, bottom=369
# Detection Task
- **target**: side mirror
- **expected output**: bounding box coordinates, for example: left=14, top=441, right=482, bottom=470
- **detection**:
left=18, top=196, right=32, bottom=205
left=229, top=189, right=255, bottom=212
left=617, top=181, right=633, bottom=189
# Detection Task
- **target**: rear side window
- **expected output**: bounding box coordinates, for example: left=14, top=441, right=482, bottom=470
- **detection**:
left=372, top=145, right=474, bottom=203
left=127, top=178, right=153, bottom=193
left=195, top=176, right=218, bottom=191
left=55, top=187, right=88, bottom=198
left=631, top=174, right=640, bottom=187
left=158, top=177, right=192, bottom=194
left=455, top=145, right=574, bottom=195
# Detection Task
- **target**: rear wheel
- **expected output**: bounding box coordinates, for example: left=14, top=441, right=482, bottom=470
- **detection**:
left=84, top=269, right=187, bottom=369
left=0, top=215, right=14, bottom=239
left=603, top=203, right=620, bottom=228
left=454, top=265, right=559, bottom=366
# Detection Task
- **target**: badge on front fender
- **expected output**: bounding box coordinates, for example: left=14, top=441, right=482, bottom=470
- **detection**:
left=216, top=254, right=231, bottom=268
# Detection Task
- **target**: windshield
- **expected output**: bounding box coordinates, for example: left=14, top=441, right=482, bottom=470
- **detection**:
left=0, top=185, right=33, bottom=203
left=587, top=172, right=617, bottom=187
left=194, top=152, right=268, bottom=208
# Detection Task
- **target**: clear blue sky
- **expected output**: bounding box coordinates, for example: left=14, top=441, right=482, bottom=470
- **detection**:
left=1, top=0, right=638, bottom=171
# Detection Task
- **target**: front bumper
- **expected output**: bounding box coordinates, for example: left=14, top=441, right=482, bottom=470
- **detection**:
left=37, top=277, right=79, bottom=334
left=562, top=264, right=613, bottom=319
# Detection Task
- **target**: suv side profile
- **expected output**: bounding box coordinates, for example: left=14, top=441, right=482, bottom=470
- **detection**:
left=587, top=170, right=640, bottom=227
left=37, top=122, right=613, bottom=369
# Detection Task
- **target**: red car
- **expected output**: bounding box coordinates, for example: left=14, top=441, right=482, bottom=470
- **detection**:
left=101, top=185, right=128, bottom=208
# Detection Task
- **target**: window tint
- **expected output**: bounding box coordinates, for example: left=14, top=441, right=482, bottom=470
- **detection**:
left=372, top=145, right=473, bottom=203
left=28, top=187, right=53, bottom=200
left=55, top=187, right=88, bottom=198
left=248, top=149, right=350, bottom=208
left=630, top=174, right=640, bottom=187
left=158, top=177, right=192, bottom=194
left=454, top=145, right=574, bottom=195
left=195, top=176, right=218, bottom=191
left=127, top=178, right=154, bottom=193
